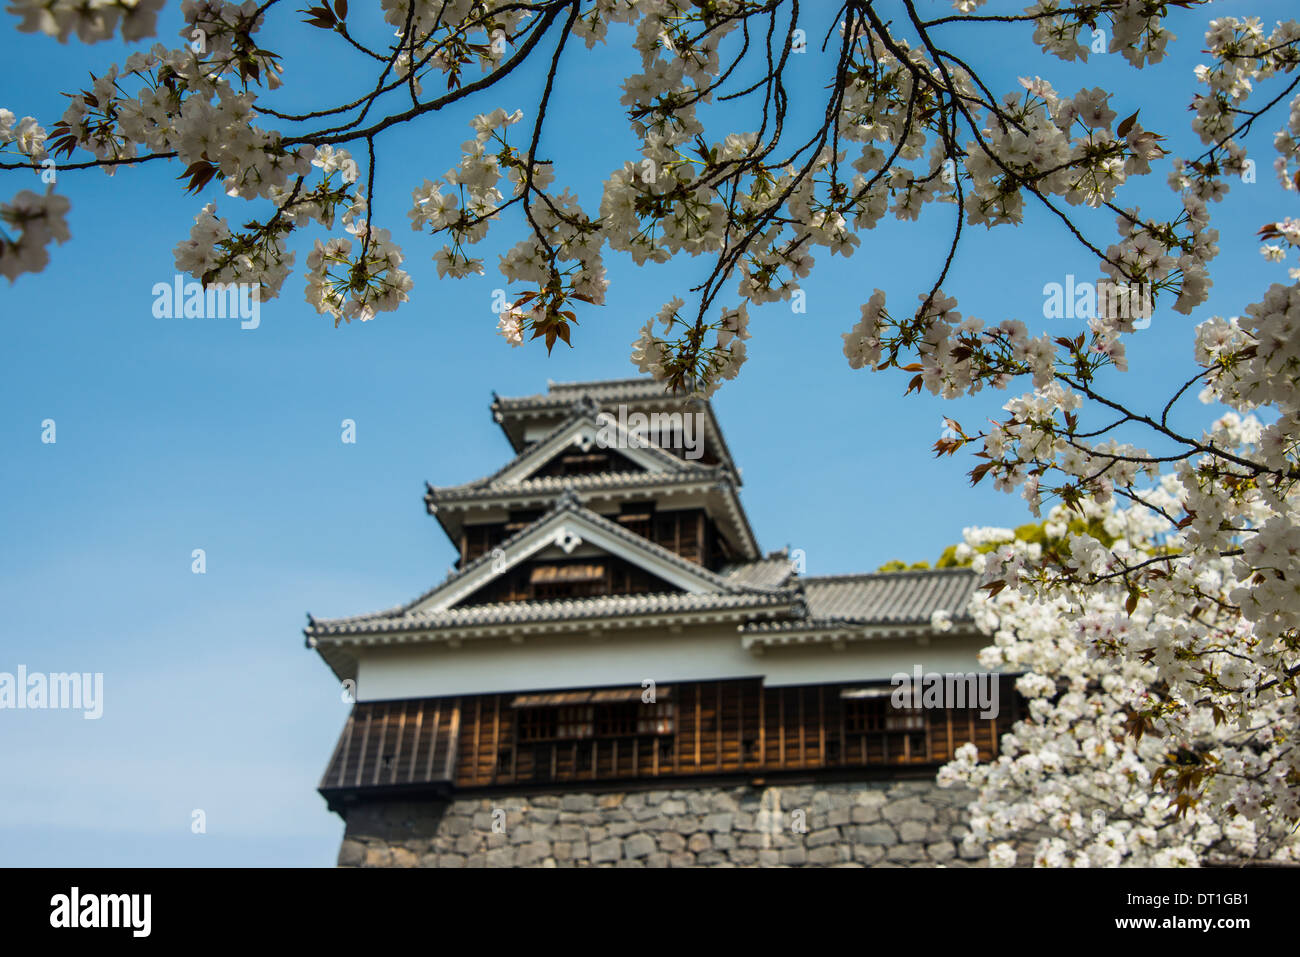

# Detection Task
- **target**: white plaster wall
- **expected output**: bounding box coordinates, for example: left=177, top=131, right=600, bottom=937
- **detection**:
left=354, top=626, right=988, bottom=700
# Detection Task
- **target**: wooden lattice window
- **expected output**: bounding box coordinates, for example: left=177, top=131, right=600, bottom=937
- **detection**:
left=462, top=523, right=503, bottom=563
left=616, top=502, right=654, bottom=539
left=554, top=706, right=594, bottom=739
left=520, top=700, right=674, bottom=741
left=596, top=703, right=639, bottom=737
left=504, top=509, right=543, bottom=534
left=843, top=692, right=926, bottom=733
left=592, top=701, right=675, bottom=736
left=843, top=696, right=885, bottom=733
left=530, top=563, right=606, bottom=599
left=517, top=707, right=557, bottom=743
left=557, top=452, right=610, bottom=475
left=885, top=707, right=925, bottom=731
left=637, top=700, right=674, bottom=735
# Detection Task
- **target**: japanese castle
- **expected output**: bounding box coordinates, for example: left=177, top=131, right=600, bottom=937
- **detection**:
left=307, top=378, right=1012, bottom=830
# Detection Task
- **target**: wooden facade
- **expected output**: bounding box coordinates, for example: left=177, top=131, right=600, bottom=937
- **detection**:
left=319, top=677, right=1018, bottom=805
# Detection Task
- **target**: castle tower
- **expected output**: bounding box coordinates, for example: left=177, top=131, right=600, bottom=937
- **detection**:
left=307, top=378, right=1012, bottom=867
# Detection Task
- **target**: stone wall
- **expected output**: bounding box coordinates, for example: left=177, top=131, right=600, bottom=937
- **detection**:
left=336, top=777, right=992, bottom=868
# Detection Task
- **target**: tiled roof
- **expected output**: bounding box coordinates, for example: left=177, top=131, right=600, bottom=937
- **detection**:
left=423, top=464, right=761, bottom=562
left=742, top=568, right=978, bottom=633
left=489, top=376, right=740, bottom=478
left=309, top=589, right=799, bottom=638
left=427, top=468, right=730, bottom=503
left=494, top=378, right=683, bottom=408
left=431, top=407, right=709, bottom=500
left=719, top=555, right=797, bottom=590
left=309, top=550, right=977, bottom=641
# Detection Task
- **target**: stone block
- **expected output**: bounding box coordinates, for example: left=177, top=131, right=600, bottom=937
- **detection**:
left=808, top=845, right=849, bottom=865
left=886, top=843, right=925, bottom=863
left=389, top=847, right=419, bottom=868
left=806, top=827, right=840, bottom=849
left=337, top=840, right=365, bottom=867
left=562, top=794, right=595, bottom=812
left=882, top=798, right=937, bottom=823
left=927, top=841, right=956, bottom=862
left=657, top=831, right=687, bottom=853
left=516, top=842, right=550, bottom=867
left=854, top=823, right=898, bottom=846
left=485, top=846, right=514, bottom=867
left=624, top=834, right=656, bottom=859
left=853, top=845, right=885, bottom=865
left=898, top=821, right=928, bottom=843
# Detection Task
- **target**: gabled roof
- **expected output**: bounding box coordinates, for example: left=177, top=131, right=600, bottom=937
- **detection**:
left=444, top=404, right=700, bottom=494
left=490, top=377, right=740, bottom=479
left=424, top=467, right=761, bottom=562
left=308, top=492, right=787, bottom=642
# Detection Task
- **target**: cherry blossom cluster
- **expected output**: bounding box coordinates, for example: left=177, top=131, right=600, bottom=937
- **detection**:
left=0, top=189, right=71, bottom=281
left=7, top=0, right=164, bottom=43
left=1023, top=0, right=1176, bottom=68
left=936, top=307, right=1300, bottom=856
left=0, top=109, right=62, bottom=281
left=616, top=6, right=1224, bottom=395
left=0, top=0, right=532, bottom=320
left=939, top=507, right=1299, bottom=867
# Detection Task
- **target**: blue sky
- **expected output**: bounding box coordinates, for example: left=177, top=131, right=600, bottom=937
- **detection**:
left=0, top=1, right=1294, bottom=866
